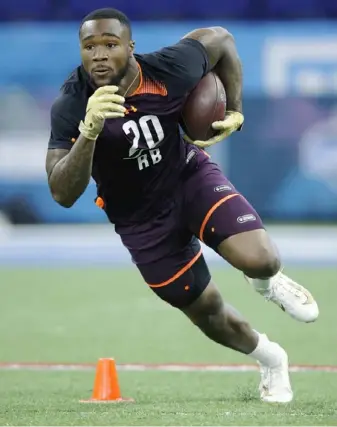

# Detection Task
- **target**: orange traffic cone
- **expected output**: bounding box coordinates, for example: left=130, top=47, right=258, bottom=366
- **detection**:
left=80, top=358, right=134, bottom=403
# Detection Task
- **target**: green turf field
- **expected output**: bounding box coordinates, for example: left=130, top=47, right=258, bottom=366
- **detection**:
left=0, top=267, right=336, bottom=425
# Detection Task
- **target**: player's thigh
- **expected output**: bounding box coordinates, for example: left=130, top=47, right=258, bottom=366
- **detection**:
left=136, top=237, right=212, bottom=308
left=184, top=170, right=280, bottom=275
left=185, top=171, right=264, bottom=249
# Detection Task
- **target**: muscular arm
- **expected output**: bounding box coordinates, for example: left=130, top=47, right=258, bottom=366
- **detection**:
left=182, top=27, right=242, bottom=113
left=46, top=134, right=96, bottom=208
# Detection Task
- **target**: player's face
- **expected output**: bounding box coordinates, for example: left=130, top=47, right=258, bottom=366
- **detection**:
left=80, top=19, right=133, bottom=87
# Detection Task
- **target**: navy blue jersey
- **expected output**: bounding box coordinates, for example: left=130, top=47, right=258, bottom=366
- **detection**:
left=48, top=38, right=210, bottom=224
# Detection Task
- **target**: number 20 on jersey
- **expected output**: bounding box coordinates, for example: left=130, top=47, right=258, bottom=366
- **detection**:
left=122, top=115, right=164, bottom=170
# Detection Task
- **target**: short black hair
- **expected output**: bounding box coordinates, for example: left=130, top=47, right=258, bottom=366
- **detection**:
left=80, top=8, right=132, bottom=37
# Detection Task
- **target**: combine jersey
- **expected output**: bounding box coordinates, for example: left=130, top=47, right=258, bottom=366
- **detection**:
left=48, top=38, right=210, bottom=225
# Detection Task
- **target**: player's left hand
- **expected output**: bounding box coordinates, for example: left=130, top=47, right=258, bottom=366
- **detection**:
left=183, top=111, right=244, bottom=148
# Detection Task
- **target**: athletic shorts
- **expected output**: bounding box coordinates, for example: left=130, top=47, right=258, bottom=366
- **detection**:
left=115, top=150, right=264, bottom=308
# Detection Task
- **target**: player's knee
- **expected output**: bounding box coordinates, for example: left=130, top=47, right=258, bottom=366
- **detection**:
left=182, top=281, right=249, bottom=332
left=190, top=282, right=224, bottom=317
left=243, top=246, right=280, bottom=279
left=218, top=230, right=281, bottom=278
left=182, top=280, right=223, bottom=321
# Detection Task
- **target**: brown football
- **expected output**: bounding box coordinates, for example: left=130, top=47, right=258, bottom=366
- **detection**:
left=181, top=72, right=226, bottom=141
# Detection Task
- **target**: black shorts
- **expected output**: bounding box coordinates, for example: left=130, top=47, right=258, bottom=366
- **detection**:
left=138, top=236, right=211, bottom=308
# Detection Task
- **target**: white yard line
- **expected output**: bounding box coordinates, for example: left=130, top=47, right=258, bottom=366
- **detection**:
left=1, top=362, right=336, bottom=372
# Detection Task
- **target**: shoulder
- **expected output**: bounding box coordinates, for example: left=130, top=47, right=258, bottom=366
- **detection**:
left=135, top=39, right=210, bottom=96
left=51, top=70, right=88, bottom=123
left=51, top=66, right=89, bottom=116
left=49, top=92, right=84, bottom=149
left=60, top=66, right=89, bottom=95
left=137, top=38, right=209, bottom=72
left=51, top=92, right=84, bottom=119
left=143, top=38, right=208, bottom=58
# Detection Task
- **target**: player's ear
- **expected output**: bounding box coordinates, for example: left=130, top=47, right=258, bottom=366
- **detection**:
left=129, top=40, right=135, bottom=55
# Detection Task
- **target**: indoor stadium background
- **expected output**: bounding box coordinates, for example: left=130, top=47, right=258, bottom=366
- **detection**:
left=0, top=2, right=336, bottom=425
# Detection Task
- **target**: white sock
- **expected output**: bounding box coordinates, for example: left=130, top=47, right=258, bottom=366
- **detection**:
left=251, top=277, right=272, bottom=294
left=249, top=269, right=282, bottom=294
left=248, top=331, right=283, bottom=368
left=251, top=270, right=282, bottom=294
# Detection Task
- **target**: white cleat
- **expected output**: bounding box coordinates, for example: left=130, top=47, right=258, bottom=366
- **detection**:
left=246, top=271, right=319, bottom=323
left=259, top=346, right=293, bottom=403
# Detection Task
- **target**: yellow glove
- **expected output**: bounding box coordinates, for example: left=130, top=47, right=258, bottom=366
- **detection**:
left=79, top=86, right=126, bottom=141
left=183, top=111, right=244, bottom=149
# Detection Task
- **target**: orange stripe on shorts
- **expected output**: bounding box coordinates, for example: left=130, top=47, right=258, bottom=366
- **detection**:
left=148, top=249, right=202, bottom=288
left=199, top=193, right=240, bottom=242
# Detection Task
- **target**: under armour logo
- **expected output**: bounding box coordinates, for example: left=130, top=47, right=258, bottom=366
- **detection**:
left=125, top=105, right=137, bottom=115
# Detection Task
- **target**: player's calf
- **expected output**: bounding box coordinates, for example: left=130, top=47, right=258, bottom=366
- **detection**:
left=182, top=280, right=258, bottom=354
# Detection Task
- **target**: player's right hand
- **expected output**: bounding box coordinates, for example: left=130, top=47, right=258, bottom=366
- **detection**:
left=79, top=86, right=126, bottom=141
left=183, top=111, right=244, bottom=148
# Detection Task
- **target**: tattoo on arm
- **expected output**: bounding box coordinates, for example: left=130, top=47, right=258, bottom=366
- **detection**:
left=46, top=134, right=96, bottom=207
